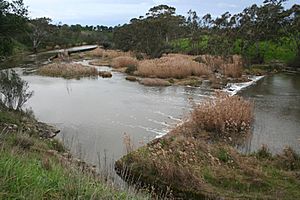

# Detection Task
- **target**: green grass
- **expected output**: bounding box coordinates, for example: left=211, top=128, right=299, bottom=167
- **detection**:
left=0, top=111, right=20, bottom=124
left=0, top=151, right=130, bottom=199
left=0, top=133, right=149, bottom=200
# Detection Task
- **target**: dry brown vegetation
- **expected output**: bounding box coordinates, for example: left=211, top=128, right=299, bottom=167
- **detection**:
left=137, top=55, right=211, bottom=79
left=37, top=63, right=98, bottom=79
left=111, top=56, right=138, bottom=68
left=139, top=78, right=171, bottom=87
left=191, top=93, right=253, bottom=139
left=195, top=54, right=243, bottom=78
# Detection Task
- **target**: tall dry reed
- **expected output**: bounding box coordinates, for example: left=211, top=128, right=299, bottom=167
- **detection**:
left=191, top=92, right=253, bottom=137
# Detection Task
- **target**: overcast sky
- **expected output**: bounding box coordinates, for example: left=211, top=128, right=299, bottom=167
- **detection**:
left=23, top=0, right=296, bottom=26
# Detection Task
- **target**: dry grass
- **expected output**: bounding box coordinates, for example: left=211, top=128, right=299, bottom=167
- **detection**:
left=137, top=55, right=211, bottom=79
left=191, top=92, right=253, bottom=138
left=139, top=78, right=171, bottom=87
left=111, top=56, right=138, bottom=68
left=37, top=63, right=98, bottom=79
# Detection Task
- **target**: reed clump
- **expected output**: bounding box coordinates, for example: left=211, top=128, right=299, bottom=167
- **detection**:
left=137, top=55, right=211, bottom=79
left=191, top=93, right=253, bottom=138
left=37, top=63, right=98, bottom=79
left=111, top=56, right=138, bottom=69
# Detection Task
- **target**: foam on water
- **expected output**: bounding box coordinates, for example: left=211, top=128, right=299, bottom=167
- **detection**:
left=223, top=76, right=265, bottom=96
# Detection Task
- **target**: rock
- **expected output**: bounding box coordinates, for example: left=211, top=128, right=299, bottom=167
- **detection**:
left=125, top=76, right=137, bottom=82
left=99, top=71, right=112, bottom=78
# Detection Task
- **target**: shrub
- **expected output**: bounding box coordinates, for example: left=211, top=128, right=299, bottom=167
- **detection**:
left=191, top=93, right=253, bottom=138
left=111, top=56, right=138, bottom=69
left=0, top=70, right=33, bottom=110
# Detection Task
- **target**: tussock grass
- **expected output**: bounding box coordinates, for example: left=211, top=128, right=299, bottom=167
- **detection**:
left=137, top=56, right=211, bottom=79
left=111, top=56, right=138, bottom=69
left=191, top=93, right=253, bottom=140
left=37, top=63, right=98, bottom=79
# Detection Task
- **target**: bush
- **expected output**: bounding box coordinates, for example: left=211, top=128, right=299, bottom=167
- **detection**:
left=0, top=70, right=33, bottom=110
left=191, top=93, right=253, bottom=138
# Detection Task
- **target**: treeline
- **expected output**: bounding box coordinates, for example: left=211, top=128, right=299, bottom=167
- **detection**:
left=113, top=1, right=300, bottom=67
left=1, top=0, right=299, bottom=67
left=0, top=0, right=112, bottom=58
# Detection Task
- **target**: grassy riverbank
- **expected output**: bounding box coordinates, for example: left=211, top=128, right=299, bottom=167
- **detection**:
left=0, top=106, right=149, bottom=200
left=115, top=94, right=300, bottom=199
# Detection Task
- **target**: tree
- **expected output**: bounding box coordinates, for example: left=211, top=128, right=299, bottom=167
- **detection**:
left=187, top=10, right=201, bottom=54
left=0, top=70, right=33, bottom=110
left=114, top=5, right=185, bottom=58
left=27, top=17, right=52, bottom=53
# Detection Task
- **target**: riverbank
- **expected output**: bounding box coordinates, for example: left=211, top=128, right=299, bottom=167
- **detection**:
left=0, top=105, right=149, bottom=199
left=115, top=94, right=300, bottom=199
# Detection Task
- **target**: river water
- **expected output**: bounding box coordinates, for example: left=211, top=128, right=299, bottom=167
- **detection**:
left=242, top=73, right=300, bottom=154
